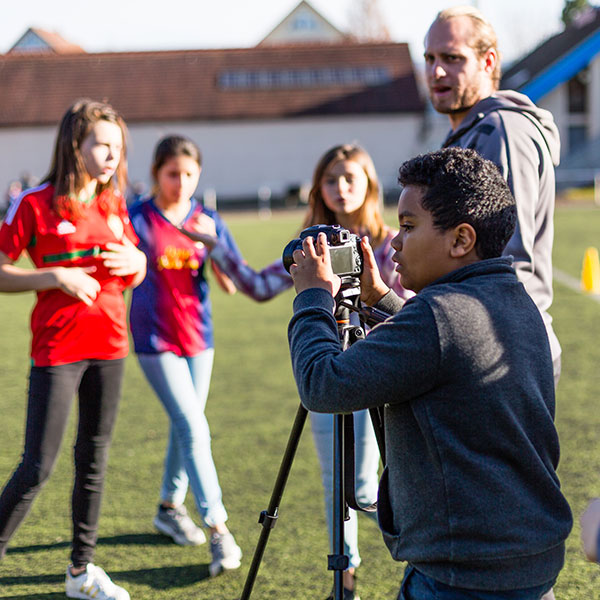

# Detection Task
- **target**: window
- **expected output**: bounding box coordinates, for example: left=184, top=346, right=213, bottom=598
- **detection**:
left=292, top=15, right=318, bottom=31
left=218, top=66, right=392, bottom=90
left=568, top=68, right=588, bottom=114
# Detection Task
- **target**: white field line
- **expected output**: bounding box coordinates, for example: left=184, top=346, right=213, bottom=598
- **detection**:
left=553, top=268, right=600, bottom=304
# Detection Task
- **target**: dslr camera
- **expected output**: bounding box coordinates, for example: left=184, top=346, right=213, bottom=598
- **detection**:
left=282, top=224, right=363, bottom=278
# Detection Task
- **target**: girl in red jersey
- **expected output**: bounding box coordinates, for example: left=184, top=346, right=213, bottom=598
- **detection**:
left=0, top=99, right=146, bottom=600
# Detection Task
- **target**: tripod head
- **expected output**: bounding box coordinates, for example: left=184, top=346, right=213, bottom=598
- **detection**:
left=334, top=277, right=363, bottom=350
left=334, top=276, right=361, bottom=309
left=335, top=276, right=391, bottom=337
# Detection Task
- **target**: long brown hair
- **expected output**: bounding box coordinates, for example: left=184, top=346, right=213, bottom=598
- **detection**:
left=302, top=144, right=387, bottom=247
left=42, top=98, right=128, bottom=220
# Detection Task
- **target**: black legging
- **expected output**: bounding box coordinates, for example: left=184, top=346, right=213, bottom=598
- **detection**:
left=0, top=358, right=124, bottom=567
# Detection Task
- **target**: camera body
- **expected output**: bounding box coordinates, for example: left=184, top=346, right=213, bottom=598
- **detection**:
left=282, top=224, right=363, bottom=278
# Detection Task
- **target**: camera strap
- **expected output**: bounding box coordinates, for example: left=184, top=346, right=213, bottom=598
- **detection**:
left=343, top=413, right=378, bottom=513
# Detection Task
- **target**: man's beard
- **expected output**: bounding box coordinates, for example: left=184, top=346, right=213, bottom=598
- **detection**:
left=429, top=85, right=482, bottom=117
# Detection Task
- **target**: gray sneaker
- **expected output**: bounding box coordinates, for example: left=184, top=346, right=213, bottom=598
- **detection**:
left=153, top=504, right=206, bottom=546
left=209, top=532, right=242, bottom=576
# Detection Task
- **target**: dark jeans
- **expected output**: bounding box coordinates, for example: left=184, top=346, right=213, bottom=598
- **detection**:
left=0, top=358, right=124, bottom=567
left=398, top=566, right=555, bottom=600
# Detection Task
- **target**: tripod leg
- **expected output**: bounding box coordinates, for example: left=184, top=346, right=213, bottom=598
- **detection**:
left=240, top=403, right=308, bottom=600
left=330, top=413, right=349, bottom=600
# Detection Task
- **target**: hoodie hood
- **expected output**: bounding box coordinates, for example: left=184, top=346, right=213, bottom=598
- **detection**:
left=443, top=90, right=561, bottom=166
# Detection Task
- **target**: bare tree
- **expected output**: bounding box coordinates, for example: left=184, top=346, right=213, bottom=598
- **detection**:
left=347, top=0, right=392, bottom=42
left=562, top=0, right=594, bottom=26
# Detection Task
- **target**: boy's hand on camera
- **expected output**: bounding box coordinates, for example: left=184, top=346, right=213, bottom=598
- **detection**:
left=289, top=233, right=341, bottom=296
left=359, top=237, right=390, bottom=306
left=581, top=498, right=600, bottom=562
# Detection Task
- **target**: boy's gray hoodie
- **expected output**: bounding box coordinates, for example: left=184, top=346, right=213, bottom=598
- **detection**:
left=442, top=91, right=561, bottom=363
left=289, top=259, right=572, bottom=591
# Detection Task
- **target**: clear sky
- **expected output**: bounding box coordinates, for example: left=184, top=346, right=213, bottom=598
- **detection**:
left=0, top=0, right=572, bottom=65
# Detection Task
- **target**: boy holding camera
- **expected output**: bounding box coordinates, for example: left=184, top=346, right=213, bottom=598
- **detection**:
left=287, top=147, right=572, bottom=599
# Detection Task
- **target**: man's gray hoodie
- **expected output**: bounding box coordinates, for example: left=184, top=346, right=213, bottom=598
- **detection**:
left=442, top=91, right=561, bottom=365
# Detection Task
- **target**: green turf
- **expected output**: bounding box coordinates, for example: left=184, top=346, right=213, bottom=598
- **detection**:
left=0, top=206, right=600, bottom=598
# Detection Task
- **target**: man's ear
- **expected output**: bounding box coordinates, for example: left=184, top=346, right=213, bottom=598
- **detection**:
left=449, top=223, right=477, bottom=257
left=483, top=47, right=497, bottom=78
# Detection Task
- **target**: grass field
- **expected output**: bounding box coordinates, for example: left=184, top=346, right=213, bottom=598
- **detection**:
left=1, top=205, right=600, bottom=599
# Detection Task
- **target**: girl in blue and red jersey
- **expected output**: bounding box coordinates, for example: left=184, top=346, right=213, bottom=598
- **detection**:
left=128, top=135, right=242, bottom=577
left=179, top=143, right=411, bottom=600
left=0, top=99, right=146, bottom=600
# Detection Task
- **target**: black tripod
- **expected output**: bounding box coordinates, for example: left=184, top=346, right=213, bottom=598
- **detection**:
left=240, top=280, right=387, bottom=600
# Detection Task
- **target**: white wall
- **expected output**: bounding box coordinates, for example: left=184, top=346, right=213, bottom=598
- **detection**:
left=1, top=114, right=429, bottom=207
left=539, top=86, right=568, bottom=158
left=589, top=54, right=600, bottom=140
left=124, top=114, right=428, bottom=202
left=539, top=59, right=600, bottom=158
left=0, top=126, right=56, bottom=194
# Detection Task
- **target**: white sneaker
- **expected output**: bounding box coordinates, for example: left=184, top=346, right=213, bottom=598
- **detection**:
left=153, top=504, right=207, bottom=546
left=209, top=532, right=242, bottom=577
left=65, top=563, right=130, bottom=600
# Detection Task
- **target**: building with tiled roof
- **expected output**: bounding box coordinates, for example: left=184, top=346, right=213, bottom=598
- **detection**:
left=0, top=43, right=422, bottom=127
left=8, top=27, right=85, bottom=55
left=0, top=4, right=427, bottom=206
left=259, top=0, right=348, bottom=46
left=0, top=42, right=426, bottom=205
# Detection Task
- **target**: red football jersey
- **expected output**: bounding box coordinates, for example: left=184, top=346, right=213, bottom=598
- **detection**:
left=0, top=183, right=139, bottom=366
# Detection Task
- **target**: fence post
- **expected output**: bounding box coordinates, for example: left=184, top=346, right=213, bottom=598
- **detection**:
left=258, top=186, right=272, bottom=219
left=204, top=188, right=217, bottom=211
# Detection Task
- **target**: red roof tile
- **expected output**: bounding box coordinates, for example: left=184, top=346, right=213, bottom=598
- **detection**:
left=0, top=42, right=423, bottom=127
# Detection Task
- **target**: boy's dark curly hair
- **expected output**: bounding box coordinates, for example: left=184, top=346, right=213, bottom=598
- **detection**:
left=398, top=147, right=517, bottom=259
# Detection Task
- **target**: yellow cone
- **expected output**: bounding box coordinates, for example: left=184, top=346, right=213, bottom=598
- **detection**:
left=581, top=247, right=600, bottom=294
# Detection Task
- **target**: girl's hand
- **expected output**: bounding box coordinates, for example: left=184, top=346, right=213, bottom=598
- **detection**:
left=178, top=213, right=218, bottom=250
left=211, top=260, right=237, bottom=295
left=359, top=237, right=390, bottom=306
left=289, top=233, right=341, bottom=296
left=101, top=236, right=147, bottom=277
left=54, top=266, right=101, bottom=306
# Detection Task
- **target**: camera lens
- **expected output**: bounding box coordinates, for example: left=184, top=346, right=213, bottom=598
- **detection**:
left=282, top=238, right=302, bottom=273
